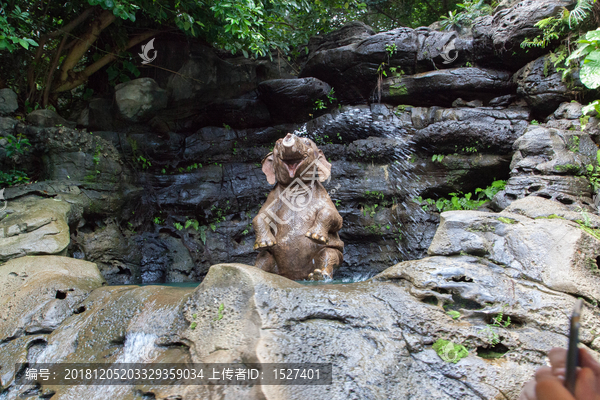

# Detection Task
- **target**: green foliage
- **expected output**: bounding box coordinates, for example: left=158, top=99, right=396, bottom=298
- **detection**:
left=104, top=52, right=140, bottom=86
left=84, top=144, right=103, bottom=182
left=363, top=204, right=379, bottom=217
left=0, top=169, right=29, bottom=186
left=2, top=133, right=30, bottom=158
left=190, top=322, right=197, bottom=330
left=0, top=133, right=31, bottom=186
left=365, top=190, right=384, bottom=202
left=531, top=120, right=539, bottom=125
left=432, top=339, right=469, bottom=363
left=447, top=310, right=461, bottom=320
left=439, top=0, right=492, bottom=32
left=567, top=28, right=600, bottom=89
left=136, top=155, right=152, bottom=170
left=432, top=154, right=445, bottom=163
left=214, top=303, right=225, bottom=321
left=385, top=43, right=397, bottom=57
left=173, top=222, right=184, bottom=230
left=480, top=309, right=511, bottom=346
left=497, top=216, right=517, bottom=224
left=413, top=180, right=506, bottom=212
left=585, top=150, right=600, bottom=190
left=583, top=100, right=600, bottom=117
left=568, top=135, right=580, bottom=152
left=153, top=216, right=164, bottom=225
left=0, top=2, right=38, bottom=52
left=313, top=87, right=337, bottom=111
left=568, top=0, right=596, bottom=29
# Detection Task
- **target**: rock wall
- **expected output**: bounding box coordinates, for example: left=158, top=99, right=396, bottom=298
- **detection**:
left=1, top=1, right=600, bottom=398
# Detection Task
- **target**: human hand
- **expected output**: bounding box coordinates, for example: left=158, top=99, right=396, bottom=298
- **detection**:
left=519, top=348, right=600, bottom=400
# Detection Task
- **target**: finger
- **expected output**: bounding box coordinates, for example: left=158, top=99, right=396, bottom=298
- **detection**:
left=536, top=378, right=575, bottom=400
left=575, top=368, right=600, bottom=400
left=519, top=379, right=538, bottom=400
left=579, top=348, right=600, bottom=376
left=537, top=367, right=557, bottom=382
left=549, top=348, right=568, bottom=370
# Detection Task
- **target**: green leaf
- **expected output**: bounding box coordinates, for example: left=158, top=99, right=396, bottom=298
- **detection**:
left=581, top=51, right=600, bottom=89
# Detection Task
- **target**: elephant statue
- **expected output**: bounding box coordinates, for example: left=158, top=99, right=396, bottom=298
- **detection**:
left=253, top=133, right=344, bottom=281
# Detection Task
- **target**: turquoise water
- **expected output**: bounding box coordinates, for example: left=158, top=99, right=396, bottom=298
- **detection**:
left=138, top=282, right=202, bottom=288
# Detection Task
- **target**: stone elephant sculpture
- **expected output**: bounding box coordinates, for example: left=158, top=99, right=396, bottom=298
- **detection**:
left=253, top=133, right=344, bottom=281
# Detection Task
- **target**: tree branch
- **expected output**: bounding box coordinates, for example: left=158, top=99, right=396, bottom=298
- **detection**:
left=53, top=30, right=161, bottom=93
left=27, top=6, right=97, bottom=101
left=58, top=9, right=116, bottom=83
left=42, top=33, right=69, bottom=108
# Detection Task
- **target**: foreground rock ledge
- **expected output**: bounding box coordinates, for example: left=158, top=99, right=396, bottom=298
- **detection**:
left=153, top=260, right=600, bottom=400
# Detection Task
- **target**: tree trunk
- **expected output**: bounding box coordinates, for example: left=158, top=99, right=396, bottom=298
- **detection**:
left=54, top=9, right=116, bottom=89
left=53, top=30, right=160, bottom=93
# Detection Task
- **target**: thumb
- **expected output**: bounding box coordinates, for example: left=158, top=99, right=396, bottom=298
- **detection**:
left=536, top=377, right=576, bottom=400
left=575, top=368, right=600, bottom=400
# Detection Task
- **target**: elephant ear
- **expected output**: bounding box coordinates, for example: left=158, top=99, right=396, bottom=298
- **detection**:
left=262, top=152, right=276, bottom=185
left=316, top=150, right=331, bottom=182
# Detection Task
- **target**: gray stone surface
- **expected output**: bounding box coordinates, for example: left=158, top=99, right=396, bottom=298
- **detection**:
left=114, top=78, right=168, bottom=122
left=26, top=109, right=74, bottom=128
left=429, top=209, right=600, bottom=301
left=0, top=88, right=18, bottom=115
left=0, top=196, right=71, bottom=262
left=380, top=67, right=515, bottom=106
left=0, top=255, right=104, bottom=342
left=513, top=55, right=583, bottom=115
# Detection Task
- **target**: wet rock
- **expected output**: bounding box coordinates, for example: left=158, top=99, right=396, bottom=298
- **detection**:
left=167, top=46, right=258, bottom=103
left=411, top=106, right=530, bottom=154
left=0, top=255, right=104, bottom=342
left=379, top=68, right=515, bottom=107
left=504, top=195, right=600, bottom=227
left=492, top=124, right=596, bottom=209
left=149, top=262, right=600, bottom=400
left=191, top=98, right=271, bottom=130
left=258, top=77, right=333, bottom=123
left=513, top=55, right=583, bottom=116
left=552, top=101, right=584, bottom=120
left=300, top=27, right=471, bottom=104
left=0, top=284, right=193, bottom=398
left=87, top=98, right=114, bottom=130
left=114, top=78, right=168, bottom=122
left=0, top=116, right=17, bottom=134
left=0, top=196, right=71, bottom=262
left=0, top=88, right=18, bottom=115
left=26, top=109, right=75, bottom=128
left=510, top=125, right=596, bottom=175
left=473, top=0, right=577, bottom=68
left=428, top=209, right=600, bottom=301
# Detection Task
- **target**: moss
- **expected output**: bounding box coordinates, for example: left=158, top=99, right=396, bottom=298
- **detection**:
left=497, top=217, right=517, bottom=224
left=535, top=214, right=565, bottom=220
left=467, top=223, right=495, bottom=233
left=389, top=84, right=408, bottom=96
left=433, top=339, right=469, bottom=363
left=446, top=310, right=461, bottom=320
left=554, top=164, right=582, bottom=174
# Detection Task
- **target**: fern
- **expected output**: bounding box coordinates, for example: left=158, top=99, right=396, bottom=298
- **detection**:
left=569, top=0, right=595, bottom=28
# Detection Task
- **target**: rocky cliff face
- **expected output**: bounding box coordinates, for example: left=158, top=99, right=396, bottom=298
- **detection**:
left=1, top=0, right=600, bottom=398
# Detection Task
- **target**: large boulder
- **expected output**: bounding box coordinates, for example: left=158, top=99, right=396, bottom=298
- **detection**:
left=379, top=67, right=515, bottom=107
left=114, top=77, right=168, bottom=122
left=0, top=256, right=104, bottom=342
left=0, top=196, right=72, bottom=262
left=428, top=209, right=600, bottom=301
left=473, top=0, right=577, bottom=68
left=493, top=124, right=596, bottom=209
left=0, top=88, right=18, bottom=115
left=300, top=26, right=471, bottom=104
left=513, top=55, right=583, bottom=116
left=26, top=109, right=75, bottom=128
left=1, top=284, right=193, bottom=398
left=258, top=77, right=333, bottom=123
